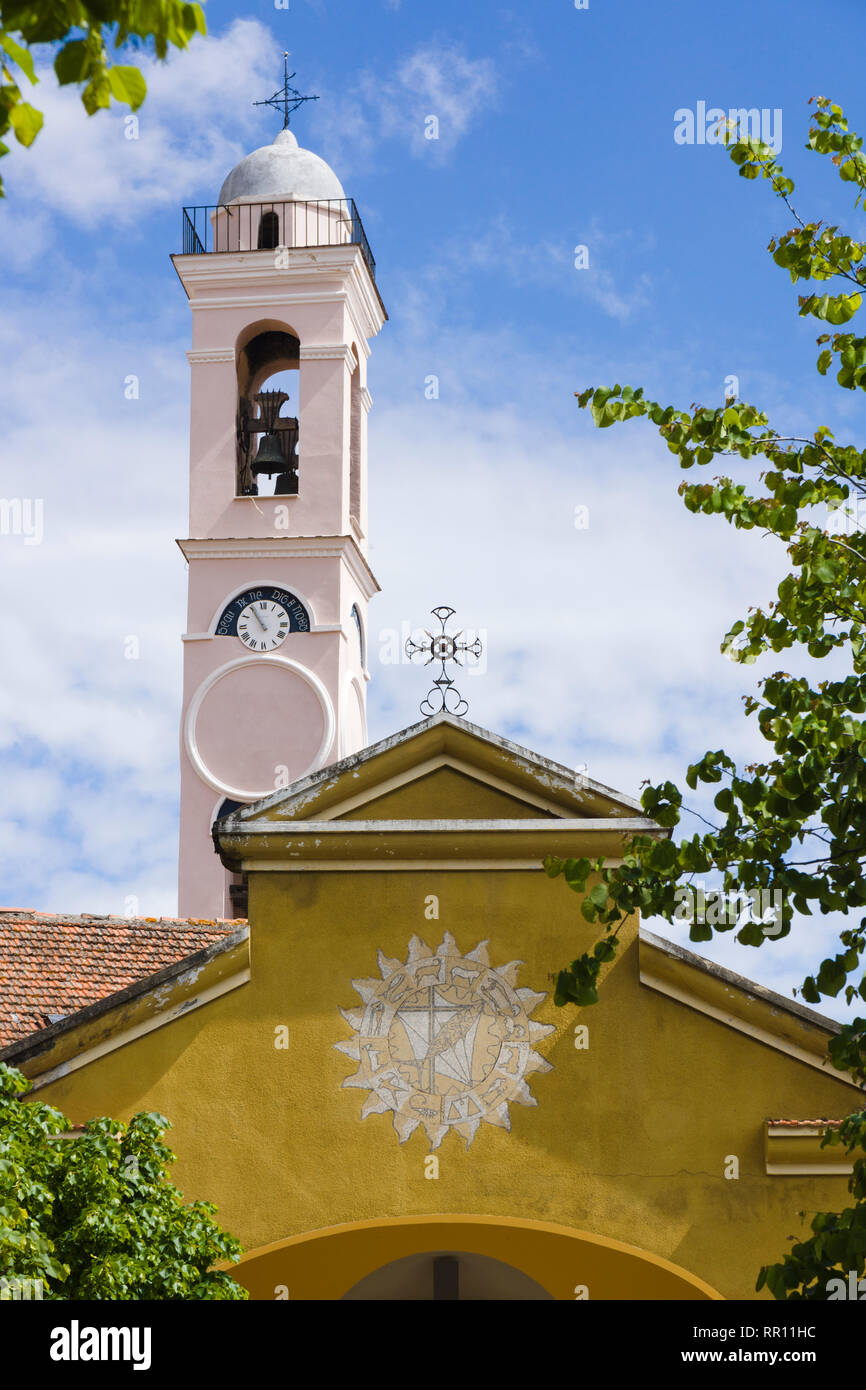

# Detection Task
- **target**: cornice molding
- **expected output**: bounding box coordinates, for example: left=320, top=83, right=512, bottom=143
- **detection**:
left=240, top=858, right=582, bottom=873
left=639, top=930, right=860, bottom=1089
left=172, top=244, right=387, bottom=335
left=765, top=1122, right=853, bottom=1176
left=299, top=343, right=356, bottom=369
left=227, top=818, right=657, bottom=833
left=215, top=816, right=658, bottom=872
left=6, top=931, right=250, bottom=1088
left=186, top=347, right=235, bottom=363
left=214, top=712, right=644, bottom=825
left=176, top=535, right=380, bottom=599
left=312, top=754, right=582, bottom=822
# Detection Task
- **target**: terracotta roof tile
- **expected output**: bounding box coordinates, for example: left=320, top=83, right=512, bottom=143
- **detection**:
left=0, top=910, right=245, bottom=1047
left=766, top=1118, right=843, bottom=1127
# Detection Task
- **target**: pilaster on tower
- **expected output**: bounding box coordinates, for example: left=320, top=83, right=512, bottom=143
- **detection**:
left=172, top=118, right=387, bottom=920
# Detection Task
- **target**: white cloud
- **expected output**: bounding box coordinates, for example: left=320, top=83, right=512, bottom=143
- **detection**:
left=0, top=43, right=860, bottom=1021
left=314, top=41, right=499, bottom=169
left=1, top=19, right=277, bottom=223
left=0, top=289, right=859, bottom=1014
left=1, top=25, right=499, bottom=235
left=0, top=293, right=186, bottom=914
left=383, top=44, right=499, bottom=155
left=418, top=212, right=654, bottom=321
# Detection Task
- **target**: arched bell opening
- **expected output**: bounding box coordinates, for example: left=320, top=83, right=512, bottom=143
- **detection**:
left=257, top=209, right=280, bottom=250
left=236, top=327, right=301, bottom=498
left=350, top=602, right=365, bottom=669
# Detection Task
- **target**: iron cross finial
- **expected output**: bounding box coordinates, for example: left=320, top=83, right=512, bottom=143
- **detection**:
left=405, top=606, right=483, bottom=718
left=253, top=51, right=319, bottom=130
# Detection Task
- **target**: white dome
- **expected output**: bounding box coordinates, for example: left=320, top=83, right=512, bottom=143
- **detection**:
left=218, top=128, right=345, bottom=205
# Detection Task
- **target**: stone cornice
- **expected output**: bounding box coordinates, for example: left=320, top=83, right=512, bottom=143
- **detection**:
left=186, top=347, right=235, bottom=363
left=765, top=1122, right=853, bottom=1176
left=171, top=244, right=387, bottom=337
left=4, top=929, right=250, bottom=1088
left=639, top=929, right=861, bottom=1089
left=216, top=817, right=662, bottom=872
left=217, top=712, right=645, bottom=824
left=176, top=534, right=380, bottom=600
left=299, top=343, right=357, bottom=369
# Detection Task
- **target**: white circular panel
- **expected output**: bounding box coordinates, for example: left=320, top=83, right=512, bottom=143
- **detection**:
left=185, top=656, right=335, bottom=800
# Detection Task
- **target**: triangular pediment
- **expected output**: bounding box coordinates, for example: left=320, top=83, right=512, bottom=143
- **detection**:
left=338, top=765, right=557, bottom=820
left=218, top=713, right=644, bottom=828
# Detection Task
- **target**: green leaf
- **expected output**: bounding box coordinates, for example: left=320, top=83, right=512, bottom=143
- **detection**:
left=0, top=34, right=36, bottom=84
left=54, top=40, right=90, bottom=87
left=588, top=882, right=608, bottom=909
left=563, top=857, right=591, bottom=888
left=9, top=101, right=42, bottom=146
left=648, top=838, right=678, bottom=870
left=107, top=65, right=147, bottom=110
left=81, top=74, right=112, bottom=116
left=545, top=93, right=866, bottom=1303
left=593, top=938, right=617, bottom=963
left=801, top=977, right=821, bottom=1005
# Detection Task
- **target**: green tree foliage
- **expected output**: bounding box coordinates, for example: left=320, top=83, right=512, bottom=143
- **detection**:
left=0, top=1062, right=247, bottom=1299
left=546, top=98, right=866, bottom=1298
left=0, top=0, right=206, bottom=195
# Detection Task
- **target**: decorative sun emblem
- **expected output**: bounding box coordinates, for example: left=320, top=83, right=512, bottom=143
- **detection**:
left=335, top=933, right=555, bottom=1149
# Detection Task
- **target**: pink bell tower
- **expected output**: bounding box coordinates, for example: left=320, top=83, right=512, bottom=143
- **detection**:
left=172, top=111, right=387, bottom=919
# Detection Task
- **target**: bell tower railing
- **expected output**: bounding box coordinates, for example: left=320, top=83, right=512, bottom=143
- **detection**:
left=181, top=198, right=376, bottom=281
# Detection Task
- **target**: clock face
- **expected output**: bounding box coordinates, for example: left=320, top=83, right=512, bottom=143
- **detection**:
left=237, top=599, right=290, bottom=651
left=215, top=586, right=310, bottom=641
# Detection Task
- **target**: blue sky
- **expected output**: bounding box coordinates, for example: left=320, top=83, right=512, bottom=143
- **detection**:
left=1, top=0, right=865, bottom=1017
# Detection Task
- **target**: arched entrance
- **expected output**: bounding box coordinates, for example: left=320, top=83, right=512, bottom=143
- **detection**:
left=234, top=1216, right=724, bottom=1301
left=342, top=1251, right=553, bottom=1300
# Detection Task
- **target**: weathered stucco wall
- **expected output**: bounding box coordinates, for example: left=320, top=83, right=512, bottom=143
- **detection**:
left=30, top=859, right=855, bottom=1300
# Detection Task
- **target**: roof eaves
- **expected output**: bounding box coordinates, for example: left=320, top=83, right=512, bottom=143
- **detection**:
left=1, top=925, right=249, bottom=1064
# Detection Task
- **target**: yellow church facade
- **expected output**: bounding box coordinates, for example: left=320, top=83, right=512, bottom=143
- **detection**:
left=9, top=715, right=858, bottom=1301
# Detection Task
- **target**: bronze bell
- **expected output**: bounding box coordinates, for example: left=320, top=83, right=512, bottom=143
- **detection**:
left=252, top=431, right=285, bottom=475
left=274, top=469, right=299, bottom=496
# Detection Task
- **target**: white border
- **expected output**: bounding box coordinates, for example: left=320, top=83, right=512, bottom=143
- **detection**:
left=184, top=656, right=335, bottom=799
